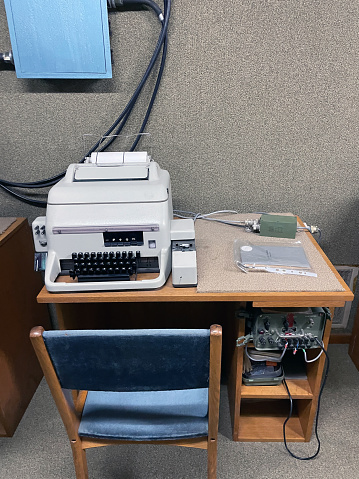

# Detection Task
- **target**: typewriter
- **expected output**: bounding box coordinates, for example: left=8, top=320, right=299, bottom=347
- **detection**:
left=33, top=152, right=197, bottom=292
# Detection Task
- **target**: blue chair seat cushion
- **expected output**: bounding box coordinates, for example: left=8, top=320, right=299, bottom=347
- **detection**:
left=78, top=388, right=209, bottom=441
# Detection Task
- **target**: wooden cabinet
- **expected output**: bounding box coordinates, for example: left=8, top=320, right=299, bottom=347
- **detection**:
left=0, top=218, right=50, bottom=437
left=228, top=314, right=331, bottom=442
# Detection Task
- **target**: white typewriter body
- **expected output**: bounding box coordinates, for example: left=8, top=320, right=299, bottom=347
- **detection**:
left=33, top=152, right=196, bottom=292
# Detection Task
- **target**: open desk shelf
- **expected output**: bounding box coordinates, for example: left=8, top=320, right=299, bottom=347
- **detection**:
left=228, top=315, right=331, bottom=442
left=241, top=380, right=313, bottom=399
left=236, top=399, right=306, bottom=442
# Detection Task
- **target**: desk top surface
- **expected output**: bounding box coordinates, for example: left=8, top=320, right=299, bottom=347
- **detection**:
left=38, top=278, right=352, bottom=307
left=37, top=215, right=353, bottom=307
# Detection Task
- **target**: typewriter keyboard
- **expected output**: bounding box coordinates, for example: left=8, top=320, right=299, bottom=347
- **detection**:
left=68, top=251, right=139, bottom=282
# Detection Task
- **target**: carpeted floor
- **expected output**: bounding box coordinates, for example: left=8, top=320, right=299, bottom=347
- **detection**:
left=1, top=344, right=358, bottom=479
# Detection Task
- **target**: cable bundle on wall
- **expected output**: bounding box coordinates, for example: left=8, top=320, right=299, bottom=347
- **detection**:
left=0, top=0, right=171, bottom=207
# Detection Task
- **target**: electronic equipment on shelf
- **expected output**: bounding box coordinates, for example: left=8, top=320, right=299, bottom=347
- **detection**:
left=32, top=152, right=197, bottom=292
left=242, top=349, right=284, bottom=386
left=242, top=307, right=329, bottom=351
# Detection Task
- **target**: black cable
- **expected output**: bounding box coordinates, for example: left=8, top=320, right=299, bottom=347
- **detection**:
left=103, top=13, right=168, bottom=152
left=99, top=26, right=167, bottom=153
left=96, top=0, right=170, bottom=153
left=113, top=0, right=163, bottom=18
left=131, top=17, right=167, bottom=150
left=0, top=0, right=170, bottom=204
left=0, top=183, right=48, bottom=207
left=282, top=339, right=330, bottom=460
left=74, top=0, right=169, bottom=156
left=0, top=173, right=65, bottom=189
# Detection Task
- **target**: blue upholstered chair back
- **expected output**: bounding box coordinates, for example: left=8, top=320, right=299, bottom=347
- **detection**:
left=43, top=329, right=210, bottom=392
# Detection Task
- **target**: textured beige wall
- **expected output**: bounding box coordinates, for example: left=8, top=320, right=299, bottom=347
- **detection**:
left=1, top=1, right=359, bottom=266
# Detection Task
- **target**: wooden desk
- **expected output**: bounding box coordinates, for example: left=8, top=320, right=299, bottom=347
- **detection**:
left=0, top=218, right=50, bottom=437
left=37, top=229, right=352, bottom=442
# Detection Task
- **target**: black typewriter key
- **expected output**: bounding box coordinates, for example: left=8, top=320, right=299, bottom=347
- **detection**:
left=86, top=262, right=91, bottom=267
left=114, top=267, right=120, bottom=274
left=136, top=251, right=141, bottom=258
left=103, top=252, right=109, bottom=260
left=88, top=268, right=94, bottom=275
left=82, top=267, right=88, bottom=274
left=91, top=252, right=96, bottom=259
left=78, top=252, right=84, bottom=259
left=109, top=251, right=115, bottom=258
left=122, top=251, right=127, bottom=259
left=128, top=251, right=133, bottom=258
left=69, top=269, right=75, bottom=278
left=72, top=252, right=78, bottom=259
left=118, top=260, right=124, bottom=266
left=101, top=267, right=107, bottom=273
left=121, top=267, right=127, bottom=273
left=74, top=262, right=79, bottom=268
left=108, top=268, right=114, bottom=274
left=128, top=267, right=133, bottom=275
left=97, top=252, right=102, bottom=259
left=84, top=252, right=90, bottom=259
left=95, top=267, right=101, bottom=274
left=115, top=251, right=121, bottom=259
left=99, top=262, right=105, bottom=267
left=80, top=262, right=85, bottom=268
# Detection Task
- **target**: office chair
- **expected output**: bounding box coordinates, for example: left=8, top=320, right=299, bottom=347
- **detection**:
left=30, top=325, right=222, bottom=479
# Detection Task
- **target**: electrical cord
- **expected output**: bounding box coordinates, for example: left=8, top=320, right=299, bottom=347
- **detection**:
left=298, top=224, right=322, bottom=244
left=0, top=183, right=48, bottom=207
left=283, top=338, right=330, bottom=460
left=130, top=17, right=167, bottom=150
left=103, top=0, right=169, bottom=152
left=303, top=342, right=324, bottom=363
left=108, top=0, right=163, bottom=19
left=173, top=210, right=323, bottom=241
left=90, top=0, right=170, bottom=154
left=0, top=0, right=170, bottom=206
left=173, top=209, right=248, bottom=228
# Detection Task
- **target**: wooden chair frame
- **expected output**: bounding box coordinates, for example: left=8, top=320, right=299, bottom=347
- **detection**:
left=30, top=325, right=222, bottom=479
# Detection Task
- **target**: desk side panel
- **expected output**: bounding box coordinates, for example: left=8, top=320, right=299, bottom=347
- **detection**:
left=0, top=219, right=50, bottom=436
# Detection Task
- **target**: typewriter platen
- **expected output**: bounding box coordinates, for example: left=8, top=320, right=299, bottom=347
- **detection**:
left=33, top=152, right=197, bottom=292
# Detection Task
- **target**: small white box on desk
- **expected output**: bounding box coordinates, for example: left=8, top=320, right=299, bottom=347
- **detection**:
left=171, top=219, right=197, bottom=287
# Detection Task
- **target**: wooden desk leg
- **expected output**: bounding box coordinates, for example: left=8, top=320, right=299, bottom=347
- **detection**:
left=298, top=310, right=332, bottom=441
left=55, top=304, right=75, bottom=330
left=227, top=307, right=245, bottom=442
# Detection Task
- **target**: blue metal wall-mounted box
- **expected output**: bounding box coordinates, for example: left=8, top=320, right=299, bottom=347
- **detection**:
left=3, top=0, right=112, bottom=79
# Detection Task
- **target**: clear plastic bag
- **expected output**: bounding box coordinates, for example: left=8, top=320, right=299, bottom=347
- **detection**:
left=233, top=239, right=317, bottom=277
